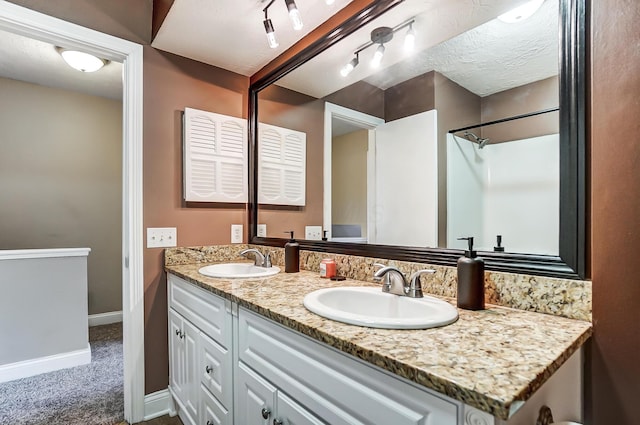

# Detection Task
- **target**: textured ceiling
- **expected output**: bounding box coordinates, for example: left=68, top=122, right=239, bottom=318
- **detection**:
left=275, top=0, right=558, bottom=98
left=0, top=29, right=123, bottom=100
left=151, top=0, right=354, bottom=77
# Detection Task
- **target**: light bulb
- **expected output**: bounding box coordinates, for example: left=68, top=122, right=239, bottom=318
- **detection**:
left=340, top=56, right=359, bottom=77
left=285, top=0, right=304, bottom=30
left=264, top=19, right=279, bottom=48
left=371, top=44, right=385, bottom=68
left=498, top=0, right=545, bottom=23
left=60, top=50, right=105, bottom=72
left=404, top=25, right=416, bottom=53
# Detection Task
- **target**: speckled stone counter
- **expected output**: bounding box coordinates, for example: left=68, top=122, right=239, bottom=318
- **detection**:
left=165, top=262, right=592, bottom=420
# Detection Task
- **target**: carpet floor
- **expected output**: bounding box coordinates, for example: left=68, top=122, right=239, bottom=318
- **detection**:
left=0, top=323, right=124, bottom=425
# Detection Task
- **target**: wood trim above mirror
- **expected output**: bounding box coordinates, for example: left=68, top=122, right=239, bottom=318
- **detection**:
left=248, top=0, right=587, bottom=280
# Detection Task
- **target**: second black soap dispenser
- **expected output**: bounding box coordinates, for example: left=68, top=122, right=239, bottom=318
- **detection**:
left=456, top=237, right=485, bottom=310
left=284, top=231, right=300, bottom=273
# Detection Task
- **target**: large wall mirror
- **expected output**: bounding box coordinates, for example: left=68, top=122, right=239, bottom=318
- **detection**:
left=249, top=0, right=586, bottom=279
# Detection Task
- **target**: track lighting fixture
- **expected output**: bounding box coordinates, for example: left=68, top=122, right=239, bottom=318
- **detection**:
left=340, top=20, right=415, bottom=76
left=371, top=44, right=385, bottom=68
left=264, top=16, right=279, bottom=49
left=285, top=0, right=304, bottom=30
left=340, top=53, right=359, bottom=77
left=263, top=5, right=279, bottom=49
left=264, top=0, right=331, bottom=48
left=404, top=23, right=415, bottom=53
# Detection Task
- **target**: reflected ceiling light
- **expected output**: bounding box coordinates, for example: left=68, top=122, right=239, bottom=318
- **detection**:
left=340, top=54, right=359, bottom=77
left=498, top=0, right=545, bottom=23
left=325, top=0, right=335, bottom=5
left=339, top=19, right=415, bottom=76
left=404, top=24, right=416, bottom=53
left=285, top=0, right=304, bottom=30
left=370, top=26, right=392, bottom=68
left=57, top=47, right=107, bottom=72
left=371, top=44, right=385, bottom=68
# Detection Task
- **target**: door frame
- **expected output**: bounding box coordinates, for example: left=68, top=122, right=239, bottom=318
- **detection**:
left=323, top=102, right=384, bottom=242
left=0, top=3, right=145, bottom=422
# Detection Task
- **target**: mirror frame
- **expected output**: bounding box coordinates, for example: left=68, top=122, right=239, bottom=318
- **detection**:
left=248, top=0, right=586, bottom=280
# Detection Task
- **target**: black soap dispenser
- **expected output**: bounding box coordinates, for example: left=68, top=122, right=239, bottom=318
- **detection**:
left=456, top=237, right=485, bottom=310
left=284, top=231, right=300, bottom=273
left=494, top=235, right=505, bottom=252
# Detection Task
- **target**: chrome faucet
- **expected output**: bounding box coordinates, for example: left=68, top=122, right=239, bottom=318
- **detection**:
left=239, top=248, right=272, bottom=268
left=373, top=264, right=435, bottom=298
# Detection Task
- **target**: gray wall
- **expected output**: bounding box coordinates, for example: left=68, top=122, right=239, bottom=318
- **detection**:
left=0, top=77, right=123, bottom=315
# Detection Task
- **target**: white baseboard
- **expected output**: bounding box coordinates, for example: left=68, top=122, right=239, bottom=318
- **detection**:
left=88, top=310, right=123, bottom=327
left=0, top=345, right=91, bottom=383
left=144, top=388, right=174, bottom=421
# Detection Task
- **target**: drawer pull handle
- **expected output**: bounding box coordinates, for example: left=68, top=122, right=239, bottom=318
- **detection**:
left=205, top=365, right=213, bottom=374
left=273, top=419, right=283, bottom=425
left=261, top=407, right=271, bottom=419
left=206, top=421, right=214, bottom=425
left=175, top=329, right=184, bottom=339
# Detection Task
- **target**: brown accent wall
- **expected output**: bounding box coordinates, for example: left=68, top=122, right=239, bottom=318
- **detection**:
left=481, top=76, right=559, bottom=143
left=384, top=71, right=435, bottom=122
left=588, top=0, right=640, bottom=423
left=7, top=0, right=151, bottom=44
left=324, top=80, right=385, bottom=118
left=143, top=48, right=248, bottom=392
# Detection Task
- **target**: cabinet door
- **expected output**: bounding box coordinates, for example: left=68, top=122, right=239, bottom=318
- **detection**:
left=169, top=309, right=187, bottom=404
left=201, top=384, right=230, bottom=425
left=199, top=331, right=231, bottom=408
left=183, top=318, right=199, bottom=423
left=236, top=362, right=277, bottom=425
left=276, top=391, right=326, bottom=425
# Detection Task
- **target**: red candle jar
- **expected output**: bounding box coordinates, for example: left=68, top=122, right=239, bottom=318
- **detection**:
left=320, top=258, right=336, bottom=278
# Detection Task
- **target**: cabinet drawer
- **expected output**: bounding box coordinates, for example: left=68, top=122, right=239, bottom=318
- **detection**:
left=238, top=308, right=458, bottom=425
left=201, top=384, right=231, bottom=425
left=199, top=331, right=232, bottom=409
left=169, top=274, right=231, bottom=347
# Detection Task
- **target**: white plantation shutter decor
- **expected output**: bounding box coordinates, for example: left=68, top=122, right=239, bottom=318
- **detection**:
left=183, top=107, right=247, bottom=203
left=258, top=123, right=306, bottom=206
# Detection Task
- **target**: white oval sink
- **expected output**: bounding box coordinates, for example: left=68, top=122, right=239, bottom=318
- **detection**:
left=198, top=263, right=280, bottom=279
left=303, top=287, right=458, bottom=329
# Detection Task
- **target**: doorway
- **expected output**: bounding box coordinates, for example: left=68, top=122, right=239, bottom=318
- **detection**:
left=0, top=2, right=144, bottom=422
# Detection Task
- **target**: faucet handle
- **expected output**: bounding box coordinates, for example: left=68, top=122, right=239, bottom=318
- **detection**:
left=263, top=252, right=272, bottom=268
left=407, top=269, right=436, bottom=298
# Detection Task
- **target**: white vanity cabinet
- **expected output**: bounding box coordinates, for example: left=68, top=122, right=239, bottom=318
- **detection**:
left=168, top=275, right=233, bottom=425
left=167, top=273, right=583, bottom=425
left=236, top=307, right=459, bottom=425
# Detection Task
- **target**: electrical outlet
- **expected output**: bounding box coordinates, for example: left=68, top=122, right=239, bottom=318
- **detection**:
left=147, top=227, right=177, bottom=248
left=231, top=224, right=243, bottom=244
left=305, top=225, right=323, bottom=241
left=257, top=224, right=267, bottom=237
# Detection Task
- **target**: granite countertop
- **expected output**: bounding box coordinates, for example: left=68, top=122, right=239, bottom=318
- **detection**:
left=165, top=263, right=592, bottom=420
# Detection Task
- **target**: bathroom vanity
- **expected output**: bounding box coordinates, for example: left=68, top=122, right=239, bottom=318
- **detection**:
left=165, top=263, right=591, bottom=425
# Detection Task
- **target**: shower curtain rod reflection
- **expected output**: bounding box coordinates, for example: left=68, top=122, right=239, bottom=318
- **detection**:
left=447, top=107, right=559, bottom=134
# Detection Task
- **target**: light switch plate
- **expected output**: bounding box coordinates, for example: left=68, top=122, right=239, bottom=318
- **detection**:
left=305, top=225, right=323, bottom=240
left=257, top=224, right=267, bottom=237
left=231, top=224, right=243, bottom=243
left=147, top=227, right=177, bottom=248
